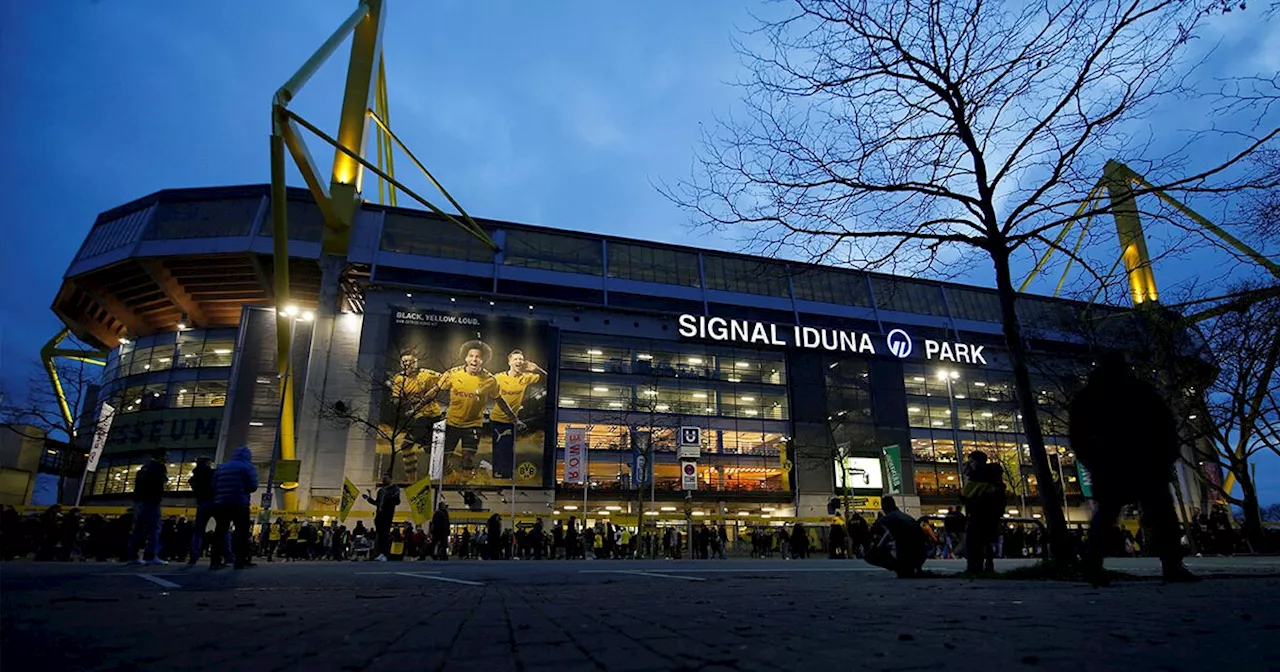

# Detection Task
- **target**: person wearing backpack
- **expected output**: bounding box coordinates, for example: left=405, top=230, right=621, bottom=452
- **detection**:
left=126, top=448, right=170, bottom=566
left=960, top=450, right=1005, bottom=574
left=363, top=473, right=401, bottom=562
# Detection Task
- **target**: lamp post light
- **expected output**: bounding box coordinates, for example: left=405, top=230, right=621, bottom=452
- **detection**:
left=937, top=369, right=965, bottom=486
left=260, top=306, right=312, bottom=524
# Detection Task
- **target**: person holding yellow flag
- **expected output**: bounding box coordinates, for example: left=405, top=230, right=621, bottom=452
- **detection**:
left=490, top=350, right=545, bottom=480
left=362, top=474, right=402, bottom=562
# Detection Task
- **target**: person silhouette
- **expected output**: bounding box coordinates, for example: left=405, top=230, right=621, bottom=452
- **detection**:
left=1068, top=352, right=1197, bottom=586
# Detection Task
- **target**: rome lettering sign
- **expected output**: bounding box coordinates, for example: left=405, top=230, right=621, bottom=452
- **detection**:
left=677, top=314, right=987, bottom=365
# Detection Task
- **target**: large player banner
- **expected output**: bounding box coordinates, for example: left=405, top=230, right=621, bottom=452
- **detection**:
left=382, top=309, right=554, bottom=489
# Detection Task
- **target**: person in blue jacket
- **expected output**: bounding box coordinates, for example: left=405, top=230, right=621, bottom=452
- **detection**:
left=211, top=446, right=259, bottom=570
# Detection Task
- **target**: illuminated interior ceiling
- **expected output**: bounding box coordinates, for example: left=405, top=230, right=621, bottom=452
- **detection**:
left=53, top=248, right=324, bottom=348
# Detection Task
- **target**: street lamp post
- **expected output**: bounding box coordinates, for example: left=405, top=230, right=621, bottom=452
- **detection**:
left=937, top=369, right=965, bottom=486
left=260, top=306, right=313, bottom=524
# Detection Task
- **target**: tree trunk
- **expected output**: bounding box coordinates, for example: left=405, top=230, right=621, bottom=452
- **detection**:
left=1237, top=468, right=1266, bottom=552
left=991, top=247, right=1075, bottom=563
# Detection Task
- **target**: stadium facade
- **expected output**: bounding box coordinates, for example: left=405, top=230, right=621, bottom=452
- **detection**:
left=55, top=184, right=1212, bottom=526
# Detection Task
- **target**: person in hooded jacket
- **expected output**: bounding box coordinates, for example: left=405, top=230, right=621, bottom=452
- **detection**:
left=210, top=446, right=259, bottom=570
left=1069, top=352, right=1197, bottom=586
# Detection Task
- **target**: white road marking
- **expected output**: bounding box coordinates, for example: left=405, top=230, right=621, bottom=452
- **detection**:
left=137, top=574, right=181, bottom=589
left=582, top=570, right=706, bottom=581
left=579, top=567, right=882, bottom=574
left=395, top=572, right=484, bottom=586
left=663, top=567, right=884, bottom=573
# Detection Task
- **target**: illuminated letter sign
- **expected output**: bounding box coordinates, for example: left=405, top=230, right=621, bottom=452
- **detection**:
left=676, top=314, right=986, bottom=365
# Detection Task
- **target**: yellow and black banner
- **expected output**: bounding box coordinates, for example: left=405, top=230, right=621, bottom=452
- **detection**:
left=405, top=476, right=434, bottom=527
left=340, top=477, right=360, bottom=523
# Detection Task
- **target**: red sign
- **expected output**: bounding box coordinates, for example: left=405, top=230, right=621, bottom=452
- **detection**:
left=683, top=463, right=696, bottom=475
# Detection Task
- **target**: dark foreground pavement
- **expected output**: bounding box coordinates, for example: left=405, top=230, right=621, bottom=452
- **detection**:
left=3, top=557, right=1278, bottom=672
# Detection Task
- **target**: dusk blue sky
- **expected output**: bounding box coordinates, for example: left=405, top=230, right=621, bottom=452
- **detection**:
left=1, top=2, right=1276, bottom=501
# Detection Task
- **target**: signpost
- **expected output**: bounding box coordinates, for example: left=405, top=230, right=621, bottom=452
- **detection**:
left=677, top=426, right=701, bottom=559
left=680, top=461, right=698, bottom=490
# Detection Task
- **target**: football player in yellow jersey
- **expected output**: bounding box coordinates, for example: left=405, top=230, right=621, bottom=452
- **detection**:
left=424, top=340, right=521, bottom=478
left=390, top=352, right=443, bottom=472
left=491, top=349, right=546, bottom=479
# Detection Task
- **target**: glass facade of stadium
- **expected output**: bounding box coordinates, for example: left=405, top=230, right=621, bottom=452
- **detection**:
left=58, top=185, right=1211, bottom=527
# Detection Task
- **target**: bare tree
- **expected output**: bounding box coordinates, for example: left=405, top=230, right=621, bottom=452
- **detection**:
left=1262, top=502, right=1280, bottom=522
left=1179, top=284, right=1280, bottom=549
left=1236, top=148, right=1280, bottom=243
left=663, top=0, right=1279, bottom=562
left=0, top=356, right=107, bottom=502
left=318, top=352, right=440, bottom=483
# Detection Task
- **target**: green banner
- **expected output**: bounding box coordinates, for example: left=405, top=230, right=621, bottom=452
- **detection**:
left=1077, top=462, right=1094, bottom=499
left=882, top=444, right=903, bottom=494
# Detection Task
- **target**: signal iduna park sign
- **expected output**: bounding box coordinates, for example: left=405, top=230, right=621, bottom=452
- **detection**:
left=677, top=314, right=988, bottom=365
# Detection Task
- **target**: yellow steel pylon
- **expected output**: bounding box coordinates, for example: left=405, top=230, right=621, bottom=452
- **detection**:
left=1020, top=159, right=1280, bottom=306
left=268, top=1, right=497, bottom=509
left=1020, top=159, right=1280, bottom=496
left=41, top=328, right=108, bottom=437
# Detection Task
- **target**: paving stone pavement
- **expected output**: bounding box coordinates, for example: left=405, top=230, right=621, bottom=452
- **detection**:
left=2, top=559, right=1277, bottom=671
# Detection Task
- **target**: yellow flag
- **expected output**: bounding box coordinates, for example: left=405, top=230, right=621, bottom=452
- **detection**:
left=340, top=478, right=360, bottom=523
left=405, top=476, right=434, bottom=527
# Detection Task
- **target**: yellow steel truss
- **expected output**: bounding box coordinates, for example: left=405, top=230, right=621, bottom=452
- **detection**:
left=1020, top=159, right=1280, bottom=495
left=1020, top=159, right=1280, bottom=304
left=268, top=1, right=498, bottom=508
left=41, top=328, right=108, bottom=437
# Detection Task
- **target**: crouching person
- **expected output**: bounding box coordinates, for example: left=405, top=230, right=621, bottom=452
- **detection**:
left=865, top=496, right=927, bottom=578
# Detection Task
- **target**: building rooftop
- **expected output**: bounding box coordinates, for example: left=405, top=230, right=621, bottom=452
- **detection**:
left=55, top=184, right=1123, bottom=349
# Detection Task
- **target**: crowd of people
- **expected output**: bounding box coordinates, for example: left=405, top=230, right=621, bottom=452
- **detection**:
left=0, top=351, right=1257, bottom=576
left=0, top=499, right=1255, bottom=567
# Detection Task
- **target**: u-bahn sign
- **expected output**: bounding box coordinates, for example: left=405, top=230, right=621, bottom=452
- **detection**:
left=677, top=426, right=702, bottom=460
left=677, top=314, right=987, bottom=365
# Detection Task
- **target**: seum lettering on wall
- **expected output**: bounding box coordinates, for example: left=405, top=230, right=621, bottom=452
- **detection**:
left=676, top=314, right=987, bottom=365
left=104, top=408, right=223, bottom=454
